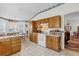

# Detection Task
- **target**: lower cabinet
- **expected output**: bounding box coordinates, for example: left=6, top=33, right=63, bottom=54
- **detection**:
left=29, top=33, right=38, bottom=43
left=0, top=43, right=11, bottom=56
left=33, top=33, right=38, bottom=43
left=0, top=38, right=11, bottom=56
left=11, top=45, right=21, bottom=54
left=0, top=36, right=21, bottom=56
left=46, top=36, right=52, bottom=49
left=0, top=45, right=7, bottom=56
left=46, top=35, right=61, bottom=52
left=29, top=33, right=33, bottom=42
left=11, top=37, right=21, bottom=54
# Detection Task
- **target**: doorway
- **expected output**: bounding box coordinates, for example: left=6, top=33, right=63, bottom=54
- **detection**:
left=64, top=11, right=79, bottom=51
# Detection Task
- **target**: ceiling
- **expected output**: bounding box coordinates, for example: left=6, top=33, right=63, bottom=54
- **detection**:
left=65, top=11, right=79, bottom=21
left=0, top=3, right=58, bottom=21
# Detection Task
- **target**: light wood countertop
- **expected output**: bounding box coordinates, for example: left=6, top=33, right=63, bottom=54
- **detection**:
left=31, top=32, right=61, bottom=37
left=46, top=34, right=61, bottom=37
left=0, top=35, right=22, bottom=39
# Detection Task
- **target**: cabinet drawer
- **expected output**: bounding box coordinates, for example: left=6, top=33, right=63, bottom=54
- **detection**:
left=11, top=45, right=21, bottom=54
left=0, top=41, right=10, bottom=45
left=11, top=36, right=21, bottom=41
left=0, top=39, right=10, bottom=42
left=11, top=40, right=21, bottom=43
left=12, top=43, right=21, bottom=46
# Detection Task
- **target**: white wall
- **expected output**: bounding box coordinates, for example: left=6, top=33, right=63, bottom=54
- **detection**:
left=0, top=19, right=6, bottom=33
left=32, top=3, right=79, bottom=49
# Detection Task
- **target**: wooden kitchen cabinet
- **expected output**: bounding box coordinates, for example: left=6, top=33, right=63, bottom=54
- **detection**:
left=37, top=18, right=48, bottom=24
left=0, top=38, right=11, bottom=56
left=0, top=43, right=11, bottom=56
left=11, top=45, right=21, bottom=54
left=48, top=16, right=61, bottom=28
left=29, top=33, right=33, bottom=42
left=0, top=45, right=8, bottom=56
left=51, top=37, right=61, bottom=52
left=29, top=33, right=38, bottom=43
left=32, top=21, right=37, bottom=32
left=46, top=35, right=61, bottom=52
left=37, top=20, right=41, bottom=25
left=43, top=18, right=48, bottom=23
left=33, top=33, right=38, bottom=43
left=0, top=45, right=5, bottom=56
left=0, top=36, right=21, bottom=56
left=32, top=16, right=61, bottom=30
left=46, top=36, right=52, bottom=49
left=29, top=33, right=34, bottom=42
left=11, top=37, right=21, bottom=54
left=39, top=19, right=43, bottom=24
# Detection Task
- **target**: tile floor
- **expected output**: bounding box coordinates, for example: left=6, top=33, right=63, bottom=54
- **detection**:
left=12, top=39, right=79, bottom=56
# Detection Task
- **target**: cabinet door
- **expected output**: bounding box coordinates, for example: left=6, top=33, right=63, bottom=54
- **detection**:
left=11, top=44, right=21, bottom=54
left=0, top=45, right=6, bottom=56
left=11, top=37, right=21, bottom=43
left=40, top=19, right=43, bottom=24
left=46, top=36, right=52, bottom=49
left=51, top=37, right=60, bottom=52
left=44, top=19, right=48, bottom=23
left=33, top=34, right=38, bottom=43
left=32, top=21, right=37, bottom=32
left=48, top=18, right=52, bottom=28
left=29, top=33, right=33, bottom=42
left=31, top=34, right=34, bottom=42
left=11, top=37, right=21, bottom=54
left=48, top=16, right=61, bottom=28
left=53, top=16, right=61, bottom=28
left=29, top=33, right=31, bottom=41
left=37, top=21, right=40, bottom=26
left=0, top=41, right=11, bottom=56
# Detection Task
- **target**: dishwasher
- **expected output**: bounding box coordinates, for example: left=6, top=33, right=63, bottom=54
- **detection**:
left=38, top=33, right=46, bottom=47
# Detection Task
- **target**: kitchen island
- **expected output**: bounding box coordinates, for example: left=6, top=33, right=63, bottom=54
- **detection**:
left=0, top=35, right=22, bottom=56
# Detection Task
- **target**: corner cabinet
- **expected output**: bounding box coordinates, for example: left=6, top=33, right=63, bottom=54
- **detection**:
left=48, top=16, right=61, bottom=28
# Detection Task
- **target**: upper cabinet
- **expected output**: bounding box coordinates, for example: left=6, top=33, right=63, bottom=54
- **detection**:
left=48, top=16, right=61, bottom=28
left=32, top=15, right=61, bottom=32
left=32, top=21, right=37, bottom=32
left=39, top=18, right=48, bottom=23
